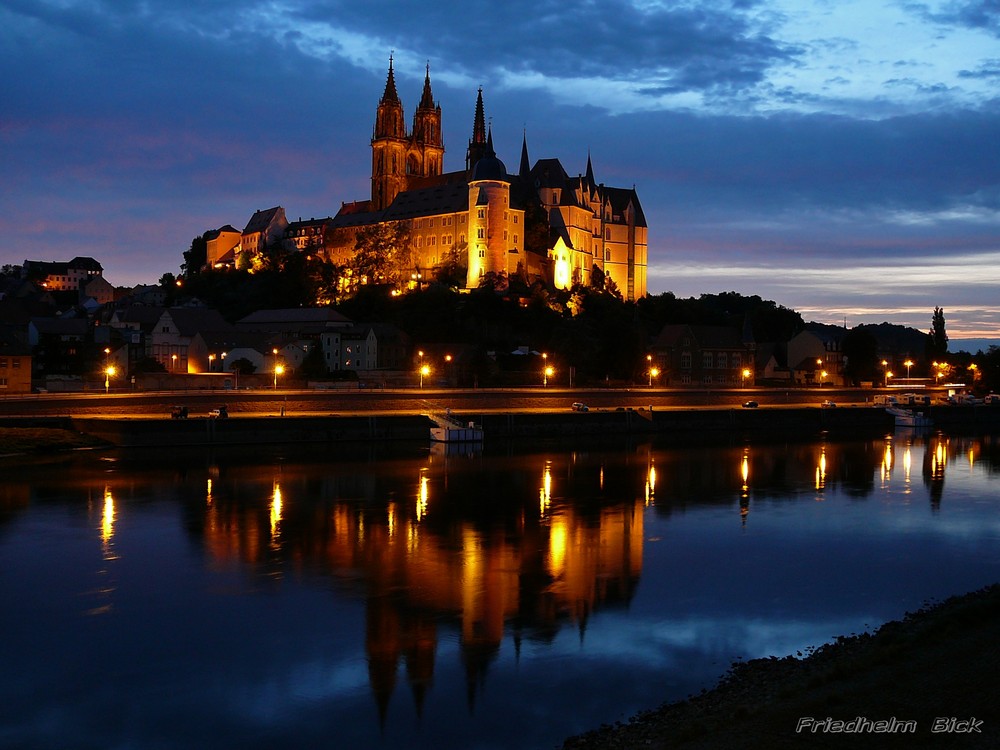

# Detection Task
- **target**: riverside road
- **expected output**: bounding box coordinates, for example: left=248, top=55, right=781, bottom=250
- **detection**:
left=0, top=386, right=893, bottom=419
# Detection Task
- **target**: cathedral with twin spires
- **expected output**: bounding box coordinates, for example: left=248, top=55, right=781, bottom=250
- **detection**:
left=327, top=59, right=648, bottom=300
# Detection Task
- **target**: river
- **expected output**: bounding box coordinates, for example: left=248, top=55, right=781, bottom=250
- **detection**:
left=2, top=430, right=999, bottom=749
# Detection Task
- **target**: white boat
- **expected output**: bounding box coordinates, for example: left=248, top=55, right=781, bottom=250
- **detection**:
left=886, top=406, right=932, bottom=428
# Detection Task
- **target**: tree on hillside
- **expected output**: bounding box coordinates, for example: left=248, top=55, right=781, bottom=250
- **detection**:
left=351, top=220, right=412, bottom=289
left=926, top=306, right=948, bottom=359
left=181, top=233, right=208, bottom=278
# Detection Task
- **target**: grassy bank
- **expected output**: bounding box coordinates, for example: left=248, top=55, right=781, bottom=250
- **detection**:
left=564, top=584, right=999, bottom=749
left=0, top=427, right=108, bottom=455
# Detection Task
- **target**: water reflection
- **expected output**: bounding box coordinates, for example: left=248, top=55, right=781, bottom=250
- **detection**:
left=2, top=431, right=1000, bottom=748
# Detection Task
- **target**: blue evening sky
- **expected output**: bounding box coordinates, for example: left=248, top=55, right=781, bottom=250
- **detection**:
left=2, top=0, right=998, bottom=343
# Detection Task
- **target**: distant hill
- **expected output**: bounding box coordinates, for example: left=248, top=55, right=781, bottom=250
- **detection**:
left=806, top=320, right=928, bottom=357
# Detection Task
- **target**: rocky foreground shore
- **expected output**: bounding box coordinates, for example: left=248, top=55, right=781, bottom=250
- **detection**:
left=563, top=584, right=999, bottom=749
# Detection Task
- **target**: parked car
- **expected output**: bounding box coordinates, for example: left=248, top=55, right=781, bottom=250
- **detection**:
left=571, top=402, right=589, bottom=412
left=742, top=401, right=758, bottom=409
left=209, top=406, right=228, bottom=419
left=821, top=400, right=837, bottom=408
left=170, top=406, right=188, bottom=419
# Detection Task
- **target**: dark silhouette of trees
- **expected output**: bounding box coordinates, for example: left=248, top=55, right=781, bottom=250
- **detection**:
left=926, top=306, right=948, bottom=359
left=841, top=328, right=879, bottom=385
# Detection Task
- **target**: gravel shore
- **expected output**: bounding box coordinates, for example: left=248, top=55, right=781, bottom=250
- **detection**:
left=563, top=584, right=999, bottom=749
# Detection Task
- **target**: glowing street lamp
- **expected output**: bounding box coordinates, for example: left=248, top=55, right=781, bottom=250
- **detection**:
left=881, top=360, right=889, bottom=387
left=273, top=363, right=284, bottom=390
left=742, top=368, right=752, bottom=388
left=419, top=364, right=430, bottom=389
left=171, top=354, right=177, bottom=371
left=544, top=365, right=554, bottom=387
left=542, top=352, right=549, bottom=387
left=649, top=366, right=660, bottom=387
left=104, top=365, right=116, bottom=394
left=904, top=359, right=914, bottom=381
left=208, top=353, right=215, bottom=372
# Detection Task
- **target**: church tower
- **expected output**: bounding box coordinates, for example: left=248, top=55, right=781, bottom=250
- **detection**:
left=409, top=65, right=444, bottom=178
left=371, top=57, right=408, bottom=211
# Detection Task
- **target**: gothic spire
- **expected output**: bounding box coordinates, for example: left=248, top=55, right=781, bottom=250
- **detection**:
left=519, top=130, right=531, bottom=179
left=472, top=87, right=486, bottom=146
left=418, top=62, right=435, bottom=109
left=381, top=54, right=400, bottom=104
left=585, top=151, right=597, bottom=193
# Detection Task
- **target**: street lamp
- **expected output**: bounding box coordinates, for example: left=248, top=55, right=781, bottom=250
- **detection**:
left=904, top=359, right=914, bottom=382
left=274, top=363, right=284, bottom=390
left=104, top=365, right=116, bottom=394
left=886, top=370, right=894, bottom=386
left=542, top=353, right=549, bottom=387
left=544, top=365, right=554, bottom=387
left=419, top=364, right=430, bottom=388
left=649, top=366, right=660, bottom=387
left=208, top=353, right=215, bottom=372
left=881, top=360, right=889, bottom=387
left=171, top=354, right=177, bottom=371
left=742, top=368, right=751, bottom=388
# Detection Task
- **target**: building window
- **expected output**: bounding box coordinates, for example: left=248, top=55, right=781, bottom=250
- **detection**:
left=605, top=228, right=611, bottom=240
left=681, top=353, right=691, bottom=369
left=12, top=360, right=20, bottom=369
left=477, top=208, right=485, bottom=219
left=703, top=352, right=713, bottom=369
left=605, top=250, right=611, bottom=261
left=514, top=215, right=518, bottom=224
left=0, top=358, right=6, bottom=367
left=416, top=236, right=423, bottom=248
left=504, top=231, right=508, bottom=241
left=477, top=228, right=484, bottom=239
left=513, top=234, right=518, bottom=245
left=718, top=353, right=727, bottom=369
left=0, top=378, right=7, bottom=388
left=478, top=248, right=485, bottom=258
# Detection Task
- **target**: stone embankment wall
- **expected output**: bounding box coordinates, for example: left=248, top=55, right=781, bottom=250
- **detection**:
left=34, top=405, right=1000, bottom=448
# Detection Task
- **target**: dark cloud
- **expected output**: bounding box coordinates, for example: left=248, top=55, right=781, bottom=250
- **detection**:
left=290, top=0, right=800, bottom=95
left=904, top=1, right=1000, bottom=37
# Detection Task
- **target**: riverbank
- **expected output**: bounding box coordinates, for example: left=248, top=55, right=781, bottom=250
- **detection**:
left=563, top=584, right=999, bottom=749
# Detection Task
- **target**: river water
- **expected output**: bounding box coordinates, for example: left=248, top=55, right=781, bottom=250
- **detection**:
left=2, top=431, right=999, bottom=749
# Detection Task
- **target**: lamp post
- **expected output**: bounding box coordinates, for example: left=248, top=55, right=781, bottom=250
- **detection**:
left=171, top=354, right=177, bottom=372
left=274, top=363, right=284, bottom=390
left=104, top=365, right=115, bottom=394
left=904, top=359, right=914, bottom=382
left=419, top=364, right=430, bottom=389
left=649, top=366, right=660, bottom=387
left=881, top=360, right=889, bottom=388
left=542, top=353, right=549, bottom=387
left=208, top=353, right=215, bottom=372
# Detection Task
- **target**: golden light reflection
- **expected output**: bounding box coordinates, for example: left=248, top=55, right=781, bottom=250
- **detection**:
left=388, top=502, right=397, bottom=538
left=417, top=472, right=429, bottom=522
left=903, top=446, right=912, bottom=483
left=206, top=478, right=213, bottom=505
left=101, top=486, right=115, bottom=554
left=540, top=462, right=552, bottom=515
left=814, top=448, right=828, bottom=492
left=270, top=482, right=283, bottom=543
left=599, top=465, right=604, bottom=491
left=548, top=515, right=568, bottom=577
left=644, top=464, right=657, bottom=505
left=741, top=453, right=749, bottom=488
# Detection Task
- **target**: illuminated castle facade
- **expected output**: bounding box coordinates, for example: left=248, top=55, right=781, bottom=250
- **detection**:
left=328, top=59, right=648, bottom=300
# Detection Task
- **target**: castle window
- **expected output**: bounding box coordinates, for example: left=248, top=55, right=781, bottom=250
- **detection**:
left=478, top=248, right=485, bottom=258
left=514, top=215, right=518, bottom=224
left=477, top=228, right=484, bottom=239
left=459, top=234, right=465, bottom=243
left=477, top=208, right=485, bottom=219
left=605, top=228, right=611, bottom=240
left=513, top=234, right=518, bottom=245
left=605, top=250, right=611, bottom=261
left=430, top=236, right=437, bottom=246
left=416, top=236, right=423, bottom=248
left=503, top=231, right=508, bottom=241
left=429, top=218, right=436, bottom=227
left=504, top=211, right=508, bottom=221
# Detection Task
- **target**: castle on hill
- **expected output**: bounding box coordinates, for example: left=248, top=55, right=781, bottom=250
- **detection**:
left=325, top=59, right=648, bottom=300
